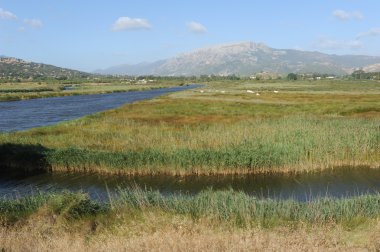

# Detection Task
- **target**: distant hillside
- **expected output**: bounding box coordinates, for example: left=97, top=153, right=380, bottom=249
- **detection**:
left=97, top=42, right=380, bottom=76
left=0, top=57, right=91, bottom=80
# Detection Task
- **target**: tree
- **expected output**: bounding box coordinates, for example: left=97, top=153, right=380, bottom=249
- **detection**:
left=287, top=73, right=297, bottom=80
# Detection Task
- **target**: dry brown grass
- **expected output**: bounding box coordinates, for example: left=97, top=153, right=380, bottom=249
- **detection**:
left=1, top=201, right=380, bottom=252
left=1, top=213, right=379, bottom=251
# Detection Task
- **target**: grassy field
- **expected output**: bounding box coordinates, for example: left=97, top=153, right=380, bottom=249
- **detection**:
left=1, top=79, right=379, bottom=175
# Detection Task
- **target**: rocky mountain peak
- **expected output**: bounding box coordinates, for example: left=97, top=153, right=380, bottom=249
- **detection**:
left=96, top=41, right=380, bottom=76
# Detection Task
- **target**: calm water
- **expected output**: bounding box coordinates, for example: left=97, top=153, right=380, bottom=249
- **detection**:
left=1, top=167, right=379, bottom=201
left=0, top=84, right=200, bottom=132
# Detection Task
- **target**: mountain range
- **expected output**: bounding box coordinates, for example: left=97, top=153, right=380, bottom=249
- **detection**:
left=2, top=42, right=380, bottom=78
left=96, top=42, right=380, bottom=76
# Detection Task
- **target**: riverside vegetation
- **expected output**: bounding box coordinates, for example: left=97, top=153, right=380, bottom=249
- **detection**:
left=1, top=189, right=380, bottom=250
left=1, top=78, right=380, bottom=250
left=1, top=79, right=379, bottom=175
left=0, top=78, right=184, bottom=101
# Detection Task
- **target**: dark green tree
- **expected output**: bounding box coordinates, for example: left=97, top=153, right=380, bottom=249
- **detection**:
left=287, top=73, right=297, bottom=80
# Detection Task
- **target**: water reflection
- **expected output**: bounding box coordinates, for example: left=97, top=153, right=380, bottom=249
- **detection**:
left=1, top=167, right=379, bottom=202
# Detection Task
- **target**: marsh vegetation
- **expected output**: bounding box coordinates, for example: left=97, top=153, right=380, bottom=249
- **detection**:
left=0, top=78, right=380, bottom=250
left=1, top=79, right=379, bottom=175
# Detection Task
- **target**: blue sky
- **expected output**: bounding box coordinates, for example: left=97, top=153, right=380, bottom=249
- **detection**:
left=1, top=0, right=380, bottom=72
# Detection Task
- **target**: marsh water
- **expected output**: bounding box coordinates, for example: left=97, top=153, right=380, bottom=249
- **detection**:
left=1, top=167, right=379, bottom=201
left=0, top=84, right=200, bottom=132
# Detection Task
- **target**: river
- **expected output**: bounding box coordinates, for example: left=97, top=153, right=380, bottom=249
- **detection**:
left=0, top=84, right=200, bottom=132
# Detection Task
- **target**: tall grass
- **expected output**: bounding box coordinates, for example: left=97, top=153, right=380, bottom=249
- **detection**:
left=0, top=192, right=107, bottom=223
left=2, top=189, right=380, bottom=227
left=35, top=116, right=378, bottom=174
left=118, top=188, right=380, bottom=226
left=1, top=116, right=379, bottom=175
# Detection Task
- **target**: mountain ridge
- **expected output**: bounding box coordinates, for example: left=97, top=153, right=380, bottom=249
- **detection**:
left=97, top=42, right=380, bottom=76
left=0, top=57, right=91, bottom=79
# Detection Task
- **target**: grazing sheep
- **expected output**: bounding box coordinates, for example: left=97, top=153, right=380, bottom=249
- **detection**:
left=274, top=90, right=279, bottom=93
left=200, top=90, right=204, bottom=93
left=256, top=93, right=260, bottom=96
left=246, top=90, right=255, bottom=93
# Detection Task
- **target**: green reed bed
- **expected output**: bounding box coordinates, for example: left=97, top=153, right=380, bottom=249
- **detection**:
left=117, top=188, right=380, bottom=227
left=0, top=192, right=106, bottom=223
left=2, top=190, right=380, bottom=228
left=37, top=116, right=380, bottom=174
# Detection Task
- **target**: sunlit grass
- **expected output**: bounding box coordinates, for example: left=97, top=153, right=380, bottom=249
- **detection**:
left=2, top=189, right=380, bottom=228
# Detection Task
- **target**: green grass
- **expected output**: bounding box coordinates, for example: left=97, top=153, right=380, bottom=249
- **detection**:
left=2, top=189, right=380, bottom=228
left=0, top=192, right=107, bottom=224
left=1, top=116, right=378, bottom=175
left=117, top=188, right=380, bottom=227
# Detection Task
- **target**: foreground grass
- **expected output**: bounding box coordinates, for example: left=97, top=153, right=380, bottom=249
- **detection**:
left=1, top=190, right=380, bottom=251
left=2, top=219, right=379, bottom=251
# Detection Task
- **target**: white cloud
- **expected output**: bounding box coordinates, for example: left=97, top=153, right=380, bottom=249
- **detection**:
left=351, top=11, right=363, bottom=20
left=111, top=17, right=151, bottom=31
left=314, top=38, right=363, bottom=50
left=357, top=28, right=380, bottom=38
left=332, top=10, right=363, bottom=21
left=0, top=8, right=17, bottom=20
left=186, top=21, right=207, bottom=34
left=18, top=26, right=25, bottom=32
left=24, top=19, right=43, bottom=28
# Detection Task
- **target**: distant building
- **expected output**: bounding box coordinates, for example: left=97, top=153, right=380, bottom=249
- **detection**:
left=137, top=79, right=147, bottom=84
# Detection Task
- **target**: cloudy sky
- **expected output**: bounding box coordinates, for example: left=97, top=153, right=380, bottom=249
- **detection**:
left=1, top=0, right=380, bottom=71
